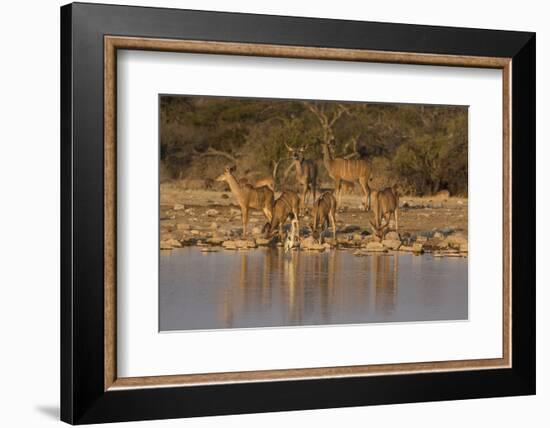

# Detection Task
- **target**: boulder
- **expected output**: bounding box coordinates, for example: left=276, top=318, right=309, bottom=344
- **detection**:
left=256, top=237, right=273, bottom=246
left=234, top=239, right=257, bottom=249
left=446, top=233, right=468, bottom=249
left=190, top=229, right=200, bottom=235
left=184, top=208, right=195, bottom=215
left=364, top=242, right=387, bottom=252
left=160, top=240, right=173, bottom=250
left=206, top=208, right=219, bottom=217
left=176, top=223, right=191, bottom=231
left=209, top=222, right=219, bottom=230
left=384, top=231, right=400, bottom=241
left=222, top=240, right=237, bottom=250
left=207, top=236, right=225, bottom=245
left=382, top=239, right=401, bottom=250
left=412, top=243, right=424, bottom=253
left=173, top=203, right=185, bottom=211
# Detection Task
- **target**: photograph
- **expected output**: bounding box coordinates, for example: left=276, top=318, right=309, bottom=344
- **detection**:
left=158, top=95, right=469, bottom=331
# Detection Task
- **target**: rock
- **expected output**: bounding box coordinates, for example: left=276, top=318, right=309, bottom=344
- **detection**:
left=431, top=239, right=449, bottom=249
left=209, top=222, right=219, bottom=230
left=234, top=239, right=257, bottom=249
left=177, top=223, right=191, bottom=231
left=301, top=236, right=317, bottom=249
left=167, top=238, right=181, bottom=248
left=256, top=237, right=272, bottom=246
left=385, top=231, right=400, bottom=241
left=190, top=229, right=200, bottom=235
left=200, top=247, right=219, bottom=253
left=324, top=238, right=337, bottom=246
left=206, top=208, right=219, bottom=217
left=382, top=239, right=401, bottom=250
left=221, top=194, right=229, bottom=199
left=446, top=233, right=468, bottom=249
left=160, top=240, right=173, bottom=250
left=173, top=203, right=185, bottom=211
left=341, top=224, right=360, bottom=233
left=399, top=245, right=414, bottom=252
left=416, top=235, right=428, bottom=243
left=206, top=236, right=224, bottom=245
left=412, top=243, right=424, bottom=253
left=433, top=231, right=444, bottom=239
left=364, top=242, right=387, bottom=252
left=353, top=250, right=369, bottom=257
left=184, top=208, right=195, bottom=215
left=440, top=227, right=455, bottom=236
left=222, top=240, right=237, bottom=250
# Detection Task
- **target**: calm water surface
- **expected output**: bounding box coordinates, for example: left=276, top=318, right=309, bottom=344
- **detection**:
left=159, top=247, right=467, bottom=331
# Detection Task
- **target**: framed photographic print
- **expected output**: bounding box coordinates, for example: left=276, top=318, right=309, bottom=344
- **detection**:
left=60, top=2, right=535, bottom=424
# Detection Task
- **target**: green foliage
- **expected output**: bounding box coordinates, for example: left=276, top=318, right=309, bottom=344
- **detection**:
left=160, top=96, right=468, bottom=195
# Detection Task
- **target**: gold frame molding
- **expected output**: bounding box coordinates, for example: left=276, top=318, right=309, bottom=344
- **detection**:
left=104, top=35, right=512, bottom=391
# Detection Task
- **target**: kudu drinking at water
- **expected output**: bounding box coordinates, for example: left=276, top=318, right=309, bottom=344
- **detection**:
left=369, top=187, right=399, bottom=239
left=216, top=166, right=274, bottom=237
left=310, top=191, right=338, bottom=242
left=284, top=143, right=318, bottom=210
left=265, top=191, right=301, bottom=249
left=321, top=139, right=371, bottom=210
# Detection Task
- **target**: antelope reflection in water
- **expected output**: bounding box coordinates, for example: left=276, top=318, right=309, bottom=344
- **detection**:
left=159, top=247, right=467, bottom=331
left=214, top=249, right=398, bottom=329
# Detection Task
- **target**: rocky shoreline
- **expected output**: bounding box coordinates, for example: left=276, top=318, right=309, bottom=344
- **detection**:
left=160, top=195, right=468, bottom=258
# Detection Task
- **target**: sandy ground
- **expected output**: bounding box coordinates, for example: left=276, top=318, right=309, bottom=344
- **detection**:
left=160, top=183, right=468, bottom=250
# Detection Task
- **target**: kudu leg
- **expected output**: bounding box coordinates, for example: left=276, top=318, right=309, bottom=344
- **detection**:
left=241, top=208, right=249, bottom=237
left=329, top=210, right=337, bottom=242
left=394, top=208, right=399, bottom=233
left=335, top=179, right=342, bottom=209
left=358, top=177, right=370, bottom=211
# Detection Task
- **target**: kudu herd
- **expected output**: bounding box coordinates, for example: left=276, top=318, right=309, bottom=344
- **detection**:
left=216, top=137, right=399, bottom=249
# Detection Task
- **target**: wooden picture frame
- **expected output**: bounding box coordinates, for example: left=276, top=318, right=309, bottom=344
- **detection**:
left=61, top=2, right=535, bottom=424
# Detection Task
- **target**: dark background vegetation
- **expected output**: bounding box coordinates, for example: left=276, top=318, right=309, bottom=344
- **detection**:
left=160, top=95, right=468, bottom=196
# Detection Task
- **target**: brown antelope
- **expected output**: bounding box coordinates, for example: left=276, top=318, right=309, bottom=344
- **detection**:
left=284, top=143, right=318, bottom=209
left=340, top=180, right=355, bottom=195
left=320, top=140, right=371, bottom=210
left=238, top=172, right=275, bottom=191
left=310, top=191, right=337, bottom=242
left=369, top=187, right=399, bottom=239
left=266, top=191, right=300, bottom=242
left=253, top=176, right=275, bottom=191
left=216, top=166, right=274, bottom=237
